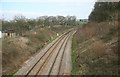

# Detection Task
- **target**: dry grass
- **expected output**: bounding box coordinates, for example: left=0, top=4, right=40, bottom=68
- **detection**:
left=84, top=22, right=113, bottom=39
left=2, top=26, right=74, bottom=75
left=2, top=38, right=35, bottom=74
left=89, top=41, right=107, bottom=59
left=72, top=22, right=118, bottom=75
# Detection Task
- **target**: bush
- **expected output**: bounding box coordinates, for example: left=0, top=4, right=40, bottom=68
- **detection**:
left=101, top=26, right=117, bottom=42
left=89, top=41, right=107, bottom=58
left=26, top=41, right=33, bottom=46
left=108, top=27, right=117, bottom=35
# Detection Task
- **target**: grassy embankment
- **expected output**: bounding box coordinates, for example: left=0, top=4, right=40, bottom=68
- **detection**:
left=72, top=22, right=118, bottom=75
left=2, top=26, right=74, bottom=75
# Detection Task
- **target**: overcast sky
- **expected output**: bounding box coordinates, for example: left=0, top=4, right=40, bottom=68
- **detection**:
left=0, top=0, right=96, bottom=20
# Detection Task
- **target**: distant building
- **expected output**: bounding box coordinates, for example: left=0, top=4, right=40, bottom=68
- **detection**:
left=1, top=30, right=16, bottom=38
left=0, top=31, right=2, bottom=38
left=78, top=19, right=89, bottom=22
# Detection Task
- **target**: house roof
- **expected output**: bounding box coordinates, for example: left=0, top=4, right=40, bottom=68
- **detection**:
left=0, top=30, right=15, bottom=33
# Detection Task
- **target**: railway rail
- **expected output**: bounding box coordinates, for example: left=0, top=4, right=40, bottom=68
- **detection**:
left=14, top=30, right=76, bottom=76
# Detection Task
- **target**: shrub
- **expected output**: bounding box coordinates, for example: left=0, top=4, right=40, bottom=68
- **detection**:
left=26, top=41, right=33, bottom=46
left=89, top=41, right=107, bottom=58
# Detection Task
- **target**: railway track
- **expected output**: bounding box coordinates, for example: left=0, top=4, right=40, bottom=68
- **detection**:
left=14, top=30, right=76, bottom=76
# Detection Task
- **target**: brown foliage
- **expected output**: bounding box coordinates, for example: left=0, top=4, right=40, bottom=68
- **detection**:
left=89, top=41, right=107, bottom=59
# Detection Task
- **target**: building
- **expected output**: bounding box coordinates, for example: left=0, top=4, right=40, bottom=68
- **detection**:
left=0, top=31, right=2, bottom=38
left=1, top=30, right=16, bottom=38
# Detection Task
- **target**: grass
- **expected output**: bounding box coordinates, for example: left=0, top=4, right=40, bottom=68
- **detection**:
left=76, top=21, right=88, bottom=26
left=79, top=21, right=88, bottom=25
left=71, top=37, right=75, bottom=75
left=49, top=36, right=57, bottom=43
left=49, top=30, right=69, bottom=44
left=100, top=27, right=117, bottom=43
left=26, top=41, right=33, bottom=46
left=2, top=26, right=75, bottom=75
left=9, top=70, right=18, bottom=76
left=72, top=21, right=118, bottom=75
left=89, top=41, right=107, bottom=58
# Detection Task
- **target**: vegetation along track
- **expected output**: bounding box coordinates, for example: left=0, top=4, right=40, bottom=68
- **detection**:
left=14, top=30, right=76, bottom=76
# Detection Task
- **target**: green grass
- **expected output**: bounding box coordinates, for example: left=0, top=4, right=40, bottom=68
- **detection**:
left=71, top=37, right=76, bottom=75
left=49, top=36, right=57, bottom=44
left=80, top=21, right=88, bottom=24
left=76, top=21, right=88, bottom=26
left=9, top=70, right=18, bottom=76
left=49, top=33, right=63, bottom=44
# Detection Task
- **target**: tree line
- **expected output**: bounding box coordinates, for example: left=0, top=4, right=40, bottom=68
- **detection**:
left=2, top=15, right=78, bottom=34
left=89, top=2, right=120, bottom=22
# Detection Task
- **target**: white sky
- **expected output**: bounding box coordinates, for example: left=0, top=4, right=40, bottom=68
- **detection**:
left=1, top=0, right=97, bottom=20
left=1, top=0, right=96, bottom=2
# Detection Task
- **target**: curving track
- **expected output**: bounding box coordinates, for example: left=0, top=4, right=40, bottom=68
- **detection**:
left=14, top=30, right=76, bottom=77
